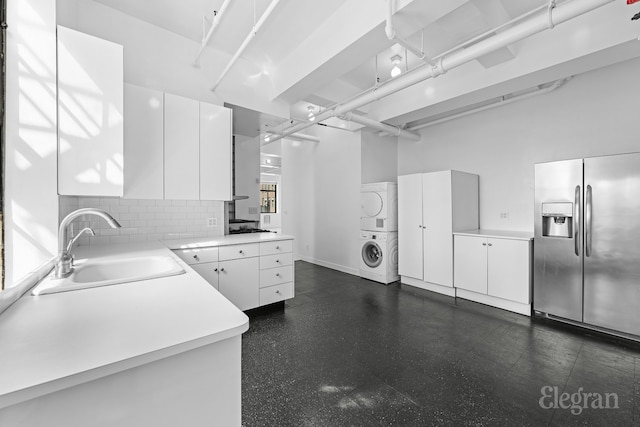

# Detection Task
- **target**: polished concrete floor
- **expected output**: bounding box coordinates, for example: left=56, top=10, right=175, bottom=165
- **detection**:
left=241, top=261, right=640, bottom=426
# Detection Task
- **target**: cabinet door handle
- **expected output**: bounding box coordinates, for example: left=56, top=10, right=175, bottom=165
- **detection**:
left=220, top=268, right=225, bottom=272
left=214, top=268, right=218, bottom=272
left=488, top=243, right=493, bottom=247
left=482, top=243, right=487, bottom=246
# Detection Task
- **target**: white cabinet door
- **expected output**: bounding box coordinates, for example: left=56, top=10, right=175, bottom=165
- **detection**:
left=123, top=84, right=164, bottom=199
left=488, top=239, right=531, bottom=304
left=218, top=258, right=259, bottom=311
left=398, top=174, right=423, bottom=280
left=164, top=93, right=199, bottom=200
left=423, top=171, right=453, bottom=287
left=57, top=26, right=123, bottom=196
left=191, top=262, right=220, bottom=290
left=200, top=102, right=232, bottom=201
left=454, top=236, right=488, bottom=294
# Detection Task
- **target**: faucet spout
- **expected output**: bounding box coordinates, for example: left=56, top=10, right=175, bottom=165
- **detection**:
left=55, top=208, right=121, bottom=279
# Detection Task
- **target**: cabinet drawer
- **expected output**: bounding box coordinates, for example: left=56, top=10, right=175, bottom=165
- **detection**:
left=260, top=240, right=292, bottom=256
left=260, top=282, right=294, bottom=305
left=260, top=253, right=293, bottom=270
left=219, top=243, right=259, bottom=261
left=173, top=247, right=218, bottom=265
left=260, top=266, right=293, bottom=288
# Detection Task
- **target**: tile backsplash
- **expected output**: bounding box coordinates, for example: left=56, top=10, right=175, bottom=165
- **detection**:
left=59, top=196, right=225, bottom=246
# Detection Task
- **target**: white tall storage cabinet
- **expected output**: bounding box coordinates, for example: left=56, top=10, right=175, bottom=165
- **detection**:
left=398, top=170, right=478, bottom=296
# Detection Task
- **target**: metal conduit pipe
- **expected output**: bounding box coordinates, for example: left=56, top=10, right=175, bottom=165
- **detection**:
left=265, top=0, right=613, bottom=145
left=385, top=0, right=435, bottom=65
left=193, top=0, right=233, bottom=66
left=341, top=112, right=421, bottom=141
left=407, top=78, right=571, bottom=131
left=211, top=0, right=282, bottom=91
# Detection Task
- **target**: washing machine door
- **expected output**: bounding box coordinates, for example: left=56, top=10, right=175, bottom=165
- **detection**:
left=362, top=240, right=383, bottom=268
left=361, top=192, right=384, bottom=218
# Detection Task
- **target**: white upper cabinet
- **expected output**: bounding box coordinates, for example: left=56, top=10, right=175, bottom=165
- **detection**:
left=164, top=93, right=200, bottom=200
left=200, top=102, right=232, bottom=201
left=123, top=84, right=164, bottom=199
left=57, top=26, right=123, bottom=196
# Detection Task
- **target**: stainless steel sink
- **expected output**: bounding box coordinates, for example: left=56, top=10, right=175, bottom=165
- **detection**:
left=32, top=255, right=185, bottom=296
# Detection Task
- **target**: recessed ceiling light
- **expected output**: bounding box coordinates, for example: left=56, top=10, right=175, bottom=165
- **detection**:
left=390, top=54, right=402, bottom=78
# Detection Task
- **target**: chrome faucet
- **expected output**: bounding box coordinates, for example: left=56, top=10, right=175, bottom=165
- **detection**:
left=55, top=208, right=121, bottom=279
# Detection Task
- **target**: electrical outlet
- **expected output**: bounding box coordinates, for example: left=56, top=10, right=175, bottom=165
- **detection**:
left=499, top=212, right=509, bottom=220
left=206, top=217, right=217, bottom=228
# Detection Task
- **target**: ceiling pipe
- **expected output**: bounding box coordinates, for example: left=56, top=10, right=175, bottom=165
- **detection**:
left=265, top=0, right=613, bottom=145
left=408, top=77, right=571, bottom=131
left=261, top=131, right=320, bottom=146
left=385, top=0, right=435, bottom=66
left=211, top=0, right=282, bottom=91
left=193, top=0, right=233, bottom=67
left=341, top=112, right=421, bottom=141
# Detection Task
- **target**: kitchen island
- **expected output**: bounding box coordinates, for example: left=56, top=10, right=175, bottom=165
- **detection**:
left=0, top=241, right=249, bottom=426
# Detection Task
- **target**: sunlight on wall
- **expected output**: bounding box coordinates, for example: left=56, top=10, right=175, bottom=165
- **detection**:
left=57, top=26, right=123, bottom=194
left=4, top=0, right=58, bottom=287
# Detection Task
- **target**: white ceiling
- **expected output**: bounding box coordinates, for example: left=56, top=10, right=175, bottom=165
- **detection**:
left=91, top=0, right=638, bottom=136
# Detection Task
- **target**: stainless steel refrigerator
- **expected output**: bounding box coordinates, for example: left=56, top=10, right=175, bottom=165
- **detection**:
left=534, top=152, right=640, bottom=337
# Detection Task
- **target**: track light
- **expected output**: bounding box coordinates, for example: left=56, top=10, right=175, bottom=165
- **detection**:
left=264, top=133, right=272, bottom=142
left=390, top=54, right=402, bottom=78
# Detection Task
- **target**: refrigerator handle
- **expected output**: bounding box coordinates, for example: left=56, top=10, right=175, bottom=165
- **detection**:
left=586, top=184, right=592, bottom=257
left=574, top=185, right=580, bottom=256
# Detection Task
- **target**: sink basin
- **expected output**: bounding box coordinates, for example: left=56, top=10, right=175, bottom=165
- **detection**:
left=32, top=255, right=186, bottom=296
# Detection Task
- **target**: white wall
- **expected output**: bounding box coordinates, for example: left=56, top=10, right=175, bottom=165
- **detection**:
left=282, top=127, right=362, bottom=274
left=398, top=56, right=640, bottom=232
left=4, top=0, right=59, bottom=287
left=361, top=131, right=398, bottom=184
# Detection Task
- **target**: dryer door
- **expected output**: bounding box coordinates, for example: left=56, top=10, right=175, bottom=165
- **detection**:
left=362, top=241, right=383, bottom=268
left=361, top=192, right=384, bottom=218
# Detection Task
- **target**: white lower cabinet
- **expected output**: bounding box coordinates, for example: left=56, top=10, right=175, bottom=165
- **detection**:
left=218, top=258, right=259, bottom=311
left=172, top=238, right=294, bottom=310
left=191, top=262, right=220, bottom=291
left=454, top=231, right=532, bottom=316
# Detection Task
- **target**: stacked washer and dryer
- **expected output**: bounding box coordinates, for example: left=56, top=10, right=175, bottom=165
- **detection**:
left=359, top=182, right=399, bottom=284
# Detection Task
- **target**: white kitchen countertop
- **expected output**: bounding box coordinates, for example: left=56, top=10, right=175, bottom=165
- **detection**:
left=163, top=232, right=294, bottom=250
left=0, top=240, right=249, bottom=410
left=453, top=229, right=534, bottom=241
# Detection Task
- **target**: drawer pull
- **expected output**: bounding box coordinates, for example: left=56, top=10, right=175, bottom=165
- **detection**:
left=276, top=290, right=281, bottom=294
left=276, top=259, right=280, bottom=263
left=193, top=254, right=199, bottom=260
left=239, top=250, right=244, bottom=254
left=276, top=246, right=280, bottom=250
left=276, top=273, right=281, bottom=277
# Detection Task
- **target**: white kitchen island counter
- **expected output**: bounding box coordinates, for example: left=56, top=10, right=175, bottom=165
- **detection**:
left=0, top=241, right=249, bottom=426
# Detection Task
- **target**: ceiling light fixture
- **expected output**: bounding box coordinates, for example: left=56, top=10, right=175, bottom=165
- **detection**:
left=390, top=54, right=402, bottom=78
left=264, top=133, right=272, bottom=142
left=307, top=105, right=316, bottom=121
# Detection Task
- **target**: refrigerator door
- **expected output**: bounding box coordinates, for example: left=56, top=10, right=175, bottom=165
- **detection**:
left=583, top=152, right=640, bottom=336
left=534, top=159, right=583, bottom=321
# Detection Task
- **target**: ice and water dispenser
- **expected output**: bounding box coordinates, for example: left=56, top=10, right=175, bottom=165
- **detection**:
left=541, top=202, right=573, bottom=238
